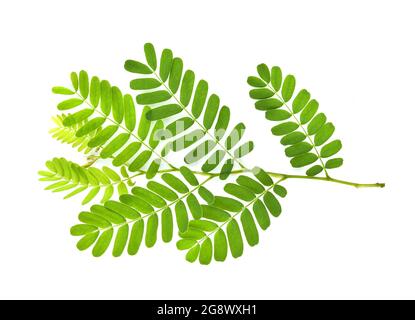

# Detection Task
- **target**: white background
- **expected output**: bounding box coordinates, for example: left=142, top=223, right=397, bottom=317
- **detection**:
left=0, top=0, right=414, bottom=300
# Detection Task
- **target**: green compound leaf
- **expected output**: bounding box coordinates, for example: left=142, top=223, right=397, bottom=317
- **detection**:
left=248, top=64, right=344, bottom=176
left=124, top=43, right=253, bottom=174
left=177, top=169, right=286, bottom=264
left=49, top=115, right=96, bottom=154
left=43, top=43, right=378, bottom=266
left=39, top=158, right=131, bottom=204
left=70, top=173, right=213, bottom=257
left=51, top=71, right=177, bottom=178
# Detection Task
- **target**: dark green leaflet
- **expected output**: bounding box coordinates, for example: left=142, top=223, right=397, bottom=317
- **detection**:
left=187, top=194, right=202, bottom=219
left=227, top=219, right=244, bottom=258
left=144, top=43, right=157, bottom=70
left=136, top=90, right=171, bottom=104
left=180, top=70, right=195, bottom=106
left=253, top=200, right=270, bottom=230
left=224, top=183, right=256, bottom=201
left=315, top=123, right=335, bottom=146
left=236, top=176, right=265, bottom=194
left=321, top=140, right=342, bottom=158
left=291, top=153, right=319, bottom=168
left=130, top=78, right=161, bottom=90
left=225, top=123, right=246, bottom=149
left=214, top=106, right=230, bottom=140
left=132, top=186, right=166, bottom=208
left=146, top=104, right=182, bottom=120
left=101, top=133, right=130, bottom=158
left=124, top=60, right=152, bottom=74
left=202, top=205, right=231, bottom=222
left=248, top=64, right=344, bottom=176
left=249, top=88, right=274, bottom=99
left=255, top=98, right=284, bottom=111
left=147, top=181, right=177, bottom=201
left=213, top=196, right=243, bottom=212
left=285, top=142, right=313, bottom=157
left=198, top=186, right=214, bottom=204
left=147, top=160, right=161, bottom=179
left=179, top=166, right=199, bottom=186
left=169, top=58, right=183, bottom=94
left=159, top=49, right=173, bottom=82
left=266, top=109, right=291, bottom=121
left=247, top=76, right=266, bottom=87
left=306, top=165, right=323, bottom=176
left=280, top=132, right=306, bottom=146
left=326, top=158, right=343, bottom=169
left=257, top=64, right=270, bottom=82
left=271, top=122, right=299, bottom=136
left=204, top=94, right=220, bottom=128
left=192, top=80, right=208, bottom=118
left=241, top=209, right=259, bottom=246
left=253, top=167, right=273, bottom=186
left=292, top=89, right=310, bottom=113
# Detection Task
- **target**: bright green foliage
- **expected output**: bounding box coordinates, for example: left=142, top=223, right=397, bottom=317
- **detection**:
left=49, top=115, right=96, bottom=154
left=247, top=64, right=343, bottom=176
left=38, top=158, right=131, bottom=204
left=51, top=71, right=170, bottom=178
left=70, top=169, right=214, bottom=257
left=124, top=43, right=254, bottom=177
left=177, top=169, right=287, bottom=264
left=38, top=42, right=378, bottom=265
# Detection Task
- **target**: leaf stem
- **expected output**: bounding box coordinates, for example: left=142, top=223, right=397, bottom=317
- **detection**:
left=266, top=172, right=385, bottom=188
left=125, top=167, right=385, bottom=189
